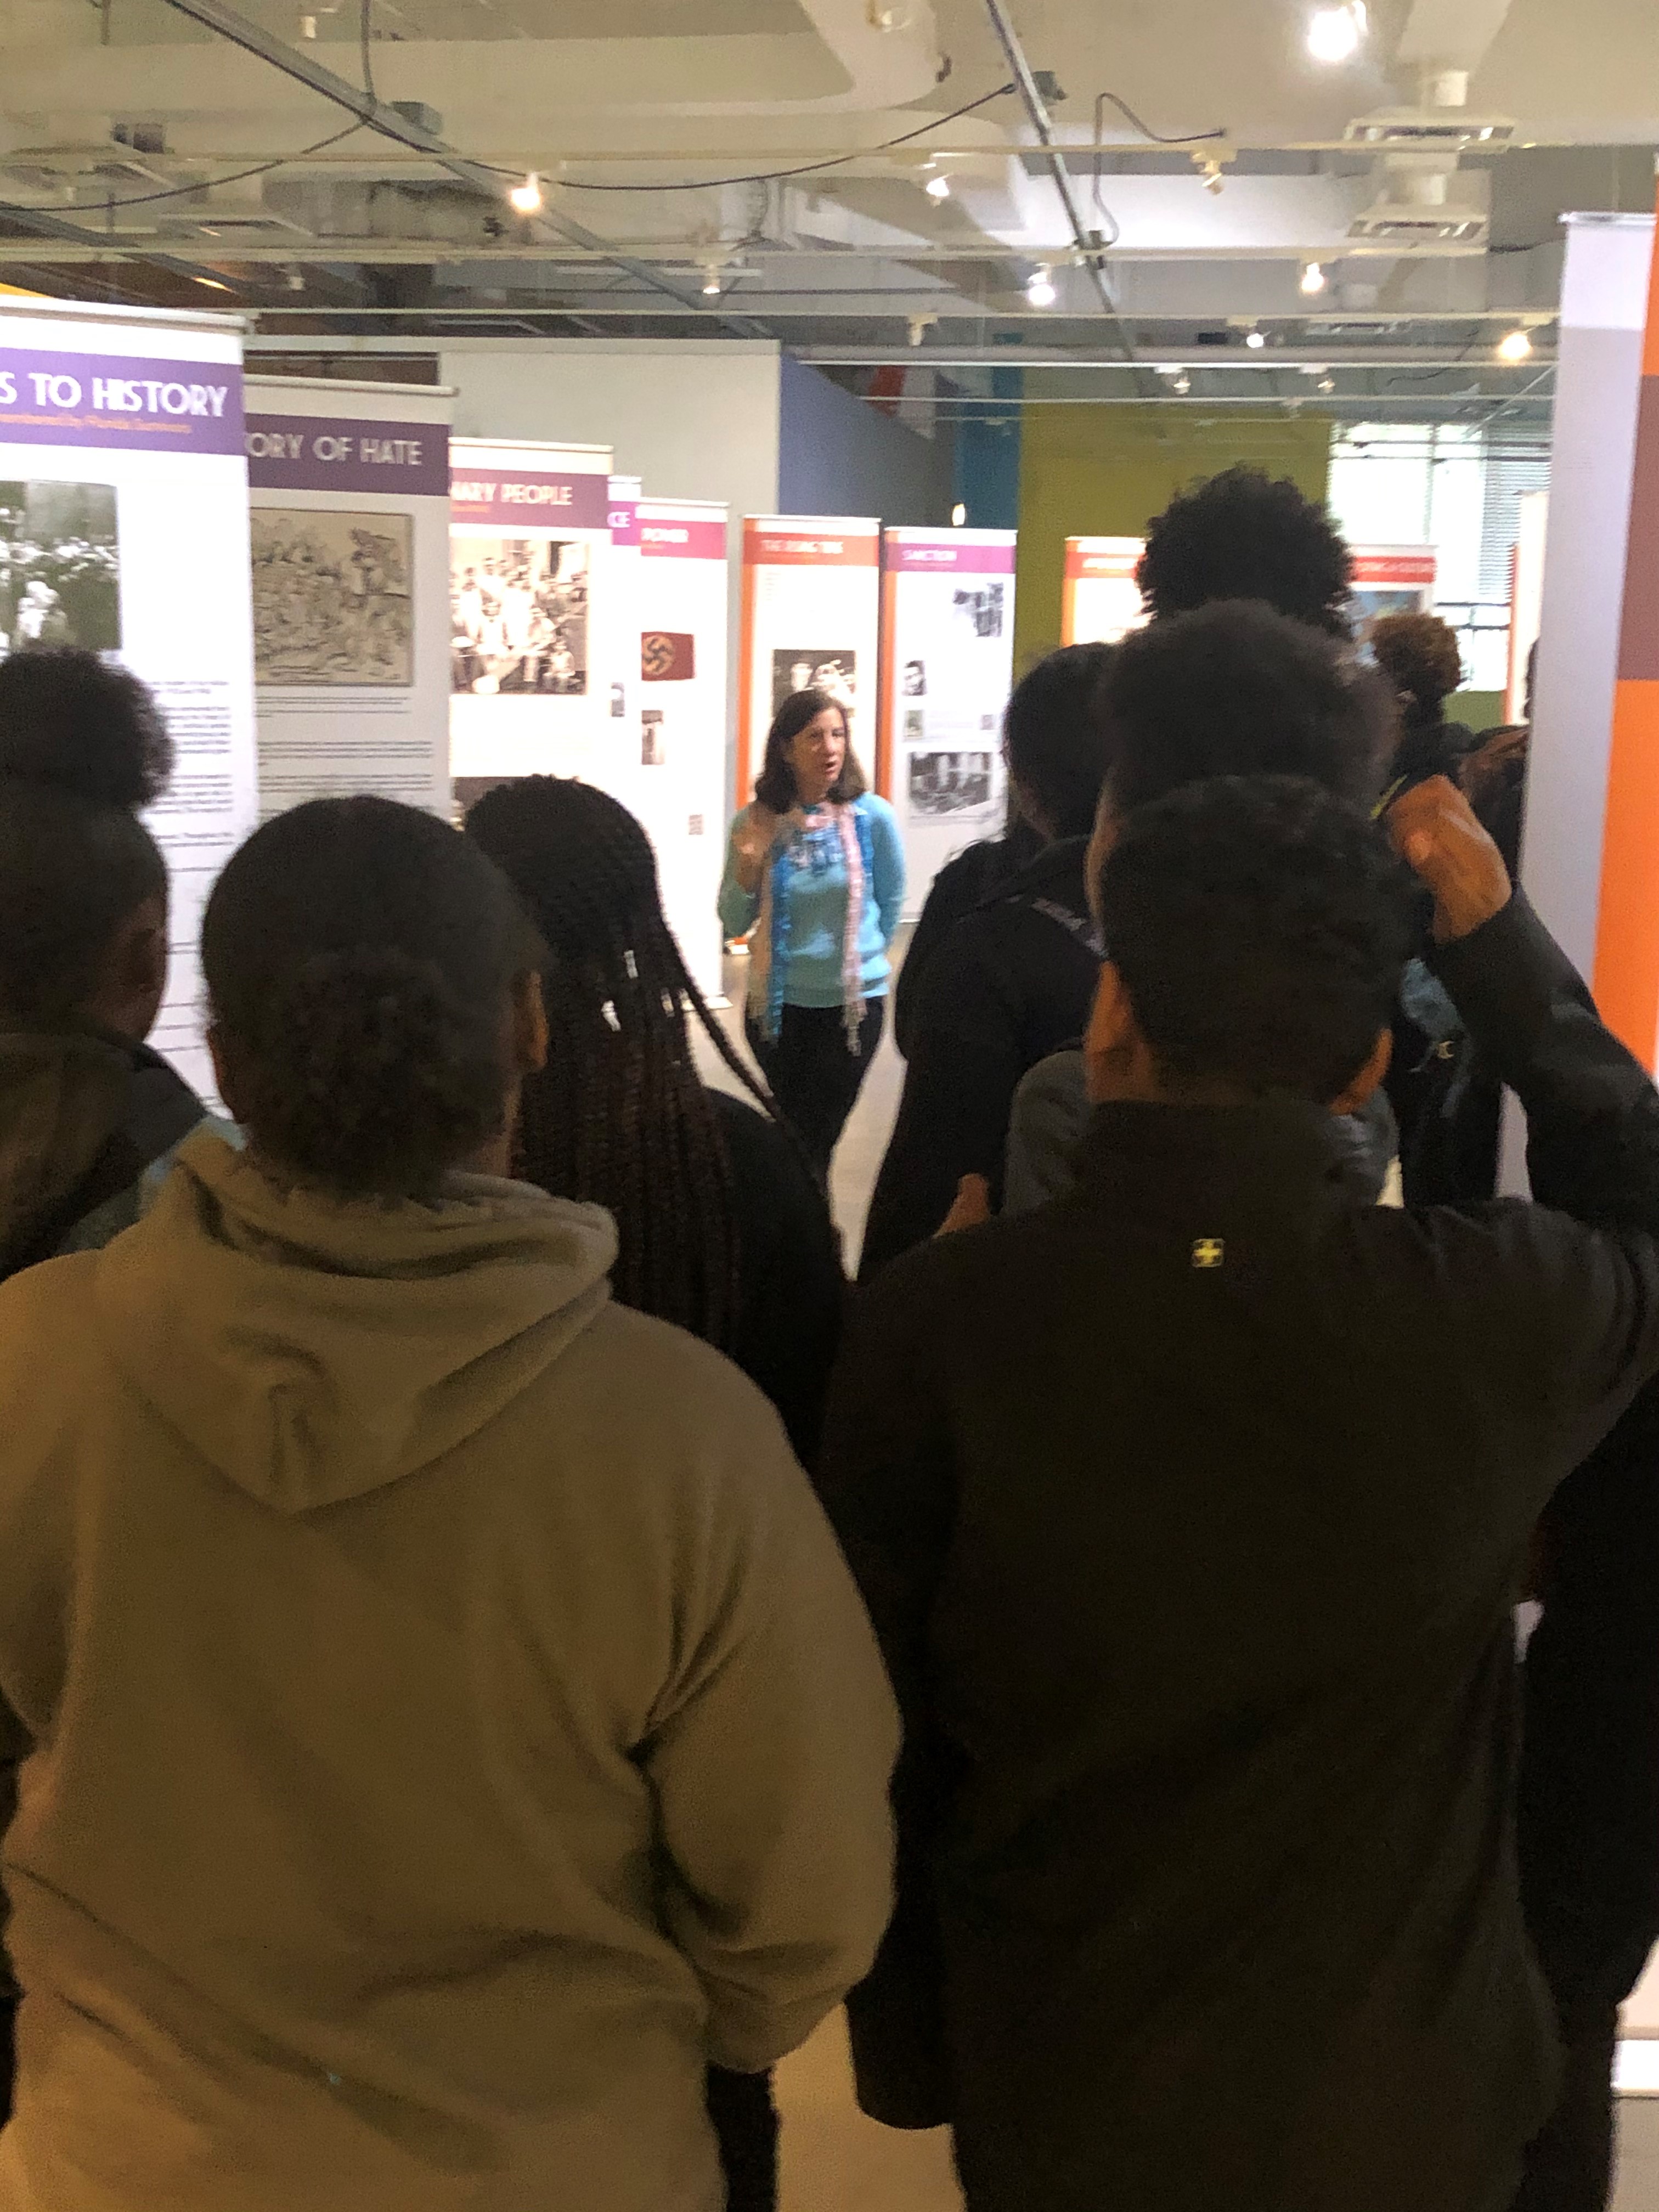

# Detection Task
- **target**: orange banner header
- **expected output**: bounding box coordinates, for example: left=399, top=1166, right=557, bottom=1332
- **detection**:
left=743, top=517, right=879, bottom=569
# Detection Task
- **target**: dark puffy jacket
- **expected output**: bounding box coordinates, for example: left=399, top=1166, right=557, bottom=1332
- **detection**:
left=894, top=821, right=1045, bottom=1060
left=861, top=838, right=1101, bottom=1278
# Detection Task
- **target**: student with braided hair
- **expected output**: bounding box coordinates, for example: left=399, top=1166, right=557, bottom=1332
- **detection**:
left=466, top=775, right=851, bottom=2212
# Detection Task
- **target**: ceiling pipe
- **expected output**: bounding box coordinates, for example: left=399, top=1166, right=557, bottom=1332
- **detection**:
left=978, top=0, right=1151, bottom=386
left=151, top=0, right=776, bottom=341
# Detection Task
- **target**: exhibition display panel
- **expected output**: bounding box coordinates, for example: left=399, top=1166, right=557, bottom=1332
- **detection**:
left=1347, top=545, right=1438, bottom=627
left=879, top=526, right=1017, bottom=919
left=636, top=498, right=730, bottom=1001
left=1061, top=535, right=1147, bottom=646
left=0, top=295, right=257, bottom=1099
left=736, top=514, right=880, bottom=806
left=246, top=377, right=453, bottom=821
left=448, top=436, right=613, bottom=799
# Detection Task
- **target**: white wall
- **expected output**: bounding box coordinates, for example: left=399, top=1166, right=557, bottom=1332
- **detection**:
left=438, top=340, right=781, bottom=812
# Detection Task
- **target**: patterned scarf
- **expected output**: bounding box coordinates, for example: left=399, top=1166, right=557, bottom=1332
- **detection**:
left=749, top=800, right=875, bottom=1053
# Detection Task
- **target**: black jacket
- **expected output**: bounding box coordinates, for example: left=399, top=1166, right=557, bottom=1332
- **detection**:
left=712, top=1089, right=845, bottom=1469
left=860, top=837, right=1102, bottom=1278
left=819, top=895, right=1659, bottom=2212
left=894, top=822, right=1045, bottom=1060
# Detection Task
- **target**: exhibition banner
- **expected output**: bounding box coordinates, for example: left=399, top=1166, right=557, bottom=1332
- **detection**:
left=879, top=526, right=1017, bottom=919
left=1061, top=536, right=1147, bottom=646
left=736, top=514, right=879, bottom=806
left=247, top=377, right=453, bottom=822
left=0, top=297, right=258, bottom=1101
left=1348, top=546, right=1437, bottom=627
left=636, top=496, right=730, bottom=1000
left=449, top=436, right=613, bottom=793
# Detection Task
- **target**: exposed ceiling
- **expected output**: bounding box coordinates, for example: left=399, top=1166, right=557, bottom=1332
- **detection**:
left=1, top=0, right=1654, bottom=427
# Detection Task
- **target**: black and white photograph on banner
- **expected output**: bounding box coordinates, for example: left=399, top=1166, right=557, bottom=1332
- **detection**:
left=904, top=708, right=925, bottom=742
left=952, top=579, right=1007, bottom=639
left=902, top=657, right=927, bottom=697
left=641, top=708, right=668, bottom=767
left=771, top=646, right=857, bottom=723
left=449, top=535, right=588, bottom=697
left=0, top=479, right=120, bottom=659
left=251, top=510, right=413, bottom=688
left=908, top=748, right=995, bottom=817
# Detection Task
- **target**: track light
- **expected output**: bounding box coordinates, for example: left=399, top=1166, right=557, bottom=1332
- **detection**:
left=701, top=266, right=723, bottom=297
left=1307, top=1, right=1367, bottom=64
left=1200, top=161, right=1226, bottom=196
left=1300, top=260, right=1328, bottom=296
left=1025, top=267, right=1058, bottom=308
left=1245, top=328, right=1267, bottom=350
left=1497, top=326, right=1533, bottom=363
left=194, top=274, right=230, bottom=292
left=925, top=172, right=952, bottom=201
left=951, top=503, right=967, bottom=527
left=284, top=264, right=304, bottom=292
left=508, top=172, right=543, bottom=216
left=1173, top=371, right=1191, bottom=395
left=1318, top=374, right=1336, bottom=393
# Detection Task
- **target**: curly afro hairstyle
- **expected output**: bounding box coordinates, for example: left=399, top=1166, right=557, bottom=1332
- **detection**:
left=0, top=647, right=171, bottom=1024
left=1094, top=775, right=1413, bottom=1103
left=1137, top=465, right=1354, bottom=637
left=1369, top=612, right=1465, bottom=717
left=0, top=645, right=172, bottom=805
left=1101, top=601, right=1394, bottom=821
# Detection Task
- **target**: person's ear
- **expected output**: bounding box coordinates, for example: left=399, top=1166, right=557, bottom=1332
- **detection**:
left=1330, top=1028, right=1392, bottom=1115
left=87, top=893, right=169, bottom=1043
left=1082, top=962, right=1139, bottom=1103
left=511, top=969, right=549, bottom=1077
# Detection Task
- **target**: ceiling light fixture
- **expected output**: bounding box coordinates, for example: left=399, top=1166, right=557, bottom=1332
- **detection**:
left=1307, top=1, right=1367, bottom=64
left=1026, top=267, right=1058, bottom=309
left=1300, top=259, right=1328, bottom=295
left=951, top=503, right=967, bottom=527
left=1318, top=374, right=1336, bottom=393
left=285, top=264, right=304, bottom=292
left=1200, top=161, right=1226, bottom=196
left=925, top=172, right=952, bottom=201
left=700, top=267, right=723, bottom=297
left=1245, top=327, right=1267, bottom=350
left=1497, top=326, right=1533, bottom=363
left=508, top=172, right=543, bottom=216
left=194, top=274, right=231, bottom=292
left=1173, top=371, right=1192, bottom=395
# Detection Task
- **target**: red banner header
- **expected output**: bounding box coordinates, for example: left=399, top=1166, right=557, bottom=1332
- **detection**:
left=642, top=517, right=728, bottom=562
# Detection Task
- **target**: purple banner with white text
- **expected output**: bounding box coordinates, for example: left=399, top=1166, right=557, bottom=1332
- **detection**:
left=0, top=349, right=244, bottom=455
left=450, top=467, right=611, bottom=530
left=246, top=413, right=450, bottom=496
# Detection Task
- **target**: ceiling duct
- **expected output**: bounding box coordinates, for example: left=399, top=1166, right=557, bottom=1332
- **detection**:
left=1345, top=111, right=1516, bottom=149
left=1349, top=151, right=1489, bottom=245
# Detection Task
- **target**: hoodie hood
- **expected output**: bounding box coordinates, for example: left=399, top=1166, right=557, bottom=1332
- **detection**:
left=95, top=1128, right=618, bottom=1513
left=0, top=1030, right=132, bottom=1251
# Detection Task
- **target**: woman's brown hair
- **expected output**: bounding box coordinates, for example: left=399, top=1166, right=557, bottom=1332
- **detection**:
left=754, top=687, right=867, bottom=813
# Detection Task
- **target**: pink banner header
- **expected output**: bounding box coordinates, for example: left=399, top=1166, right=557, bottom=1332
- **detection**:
left=1350, top=550, right=1436, bottom=586
left=886, top=536, right=1015, bottom=575
left=641, top=516, right=727, bottom=561
left=450, top=467, right=610, bottom=529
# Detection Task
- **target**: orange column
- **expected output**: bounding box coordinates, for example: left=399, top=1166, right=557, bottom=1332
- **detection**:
left=1592, top=200, right=1659, bottom=1065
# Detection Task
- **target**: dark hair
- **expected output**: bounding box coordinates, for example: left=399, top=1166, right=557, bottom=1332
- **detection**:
left=1096, top=776, right=1413, bottom=1102
left=755, top=688, right=867, bottom=812
left=0, top=647, right=171, bottom=1025
left=202, top=795, right=539, bottom=1198
left=1369, top=612, right=1464, bottom=719
left=1102, top=601, right=1393, bottom=819
left=1137, top=465, right=1355, bottom=637
left=1003, top=641, right=1117, bottom=839
left=466, top=776, right=787, bottom=1347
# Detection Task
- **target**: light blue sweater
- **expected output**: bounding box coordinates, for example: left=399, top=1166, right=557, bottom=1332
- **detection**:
left=719, top=794, right=906, bottom=1008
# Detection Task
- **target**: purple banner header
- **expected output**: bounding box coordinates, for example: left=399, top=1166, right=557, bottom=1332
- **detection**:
left=450, top=467, right=610, bottom=531
left=608, top=498, right=640, bottom=546
left=0, top=348, right=244, bottom=456
left=887, top=536, right=1016, bottom=575
left=246, top=412, right=449, bottom=496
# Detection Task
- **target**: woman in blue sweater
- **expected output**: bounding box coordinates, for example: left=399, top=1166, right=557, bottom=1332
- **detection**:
left=720, top=688, right=905, bottom=1182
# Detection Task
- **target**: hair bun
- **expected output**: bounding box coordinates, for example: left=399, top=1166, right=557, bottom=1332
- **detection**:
left=256, top=948, right=506, bottom=1195
left=0, top=648, right=173, bottom=809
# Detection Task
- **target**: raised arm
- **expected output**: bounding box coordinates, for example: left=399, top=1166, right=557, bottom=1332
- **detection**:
left=1390, top=778, right=1659, bottom=1234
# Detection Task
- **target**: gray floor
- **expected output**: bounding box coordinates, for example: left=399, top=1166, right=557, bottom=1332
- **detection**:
left=709, top=940, right=1659, bottom=2212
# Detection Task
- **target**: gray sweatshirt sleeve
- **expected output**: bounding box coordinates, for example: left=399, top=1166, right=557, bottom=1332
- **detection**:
left=644, top=1394, right=899, bottom=2072
left=1003, top=1049, right=1091, bottom=1217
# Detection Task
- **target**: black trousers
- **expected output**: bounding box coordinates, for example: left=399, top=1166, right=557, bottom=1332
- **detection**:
left=746, top=998, right=884, bottom=1183
left=706, top=2064, right=778, bottom=2212
left=1509, top=2004, right=1621, bottom=2212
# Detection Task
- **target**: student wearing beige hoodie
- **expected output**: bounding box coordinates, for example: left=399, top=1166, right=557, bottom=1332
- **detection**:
left=0, top=793, right=899, bottom=2212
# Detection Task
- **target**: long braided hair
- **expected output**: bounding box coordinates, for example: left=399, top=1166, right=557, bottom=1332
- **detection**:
left=465, top=776, right=782, bottom=1351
